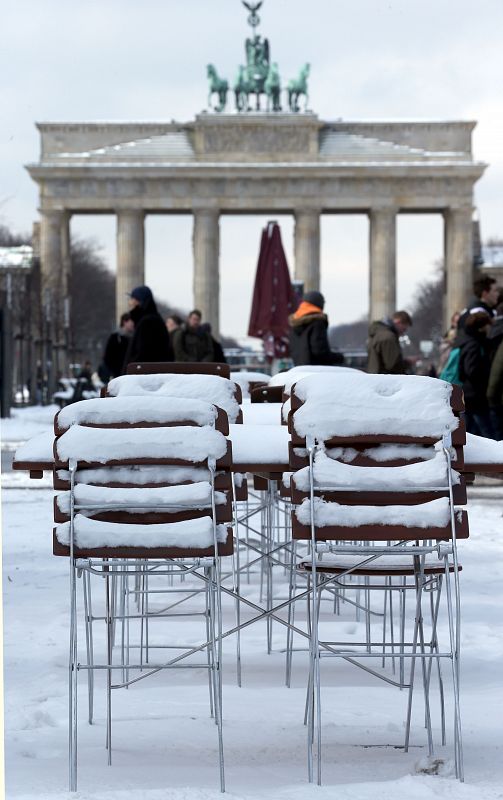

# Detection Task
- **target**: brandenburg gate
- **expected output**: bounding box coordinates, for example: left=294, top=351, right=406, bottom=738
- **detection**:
left=27, top=112, right=485, bottom=334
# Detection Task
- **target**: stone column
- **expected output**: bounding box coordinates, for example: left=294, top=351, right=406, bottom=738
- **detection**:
left=444, top=206, right=473, bottom=327
left=60, top=211, right=72, bottom=373
left=294, top=209, right=321, bottom=292
left=40, top=209, right=64, bottom=299
left=192, top=209, right=220, bottom=335
left=369, top=207, right=397, bottom=321
left=40, top=208, right=64, bottom=398
left=61, top=211, right=72, bottom=299
left=116, top=209, right=145, bottom=319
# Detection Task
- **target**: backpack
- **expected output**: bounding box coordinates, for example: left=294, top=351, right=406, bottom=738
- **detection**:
left=439, top=347, right=461, bottom=385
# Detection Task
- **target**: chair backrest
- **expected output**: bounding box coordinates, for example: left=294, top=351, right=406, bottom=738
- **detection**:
left=250, top=385, right=284, bottom=404
left=54, top=396, right=229, bottom=435
left=127, top=361, right=231, bottom=379
left=106, top=373, right=243, bottom=422
left=230, top=371, right=268, bottom=401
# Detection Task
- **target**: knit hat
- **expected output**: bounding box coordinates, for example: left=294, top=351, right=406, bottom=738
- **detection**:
left=130, top=285, right=153, bottom=305
left=303, top=290, right=325, bottom=310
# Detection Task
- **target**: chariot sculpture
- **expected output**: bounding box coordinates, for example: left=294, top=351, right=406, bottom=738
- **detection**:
left=205, top=1, right=310, bottom=114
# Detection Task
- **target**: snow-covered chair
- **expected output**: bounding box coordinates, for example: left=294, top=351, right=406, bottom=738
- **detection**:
left=105, top=372, right=243, bottom=423
left=53, top=395, right=232, bottom=792
left=287, top=373, right=467, bottom=784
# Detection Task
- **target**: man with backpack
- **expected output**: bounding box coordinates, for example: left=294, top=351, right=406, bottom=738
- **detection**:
left=367, top=311, right=412, bottom=374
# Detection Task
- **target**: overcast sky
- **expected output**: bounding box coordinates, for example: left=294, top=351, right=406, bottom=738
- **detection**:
left=2, top=0, right=503, bottom=338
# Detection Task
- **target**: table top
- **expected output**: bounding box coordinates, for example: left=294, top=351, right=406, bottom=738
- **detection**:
left=11, top=421, right=503, bottom=478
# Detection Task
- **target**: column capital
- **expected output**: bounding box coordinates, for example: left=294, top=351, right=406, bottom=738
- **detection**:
left=369, top=205, right=399, bottom=218
left=38, top=207, right=66, bottom=221
left=192, top=202, right=220, bottom=215
left=115, top=207, right=145, bottom=218
left=294, top=207, right=322, bottom=218
left=443, top=205, right=474, bottom=219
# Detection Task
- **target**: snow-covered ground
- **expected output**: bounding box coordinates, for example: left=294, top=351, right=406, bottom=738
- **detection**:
left=1, top=406, right=59, bottom=445
left=2, top=480, right=503, bottom=799
left=2, top=405, right=503, bottom=799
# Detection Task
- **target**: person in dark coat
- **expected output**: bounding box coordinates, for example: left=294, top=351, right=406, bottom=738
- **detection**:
left=200, top=322, right=227, bottom=363
left=100, top=312, right=134, bottom=381
left=487, top=296, right=503, bottom=359
left=124, top=285, right=173, bottom=368
left=367, top=311, right=412, bottom=374
left=487, top=336, right=503, bottom=440
left=459, top=311, right=494, bottom=438
left=288, top=291, right=342, bottom=366
left=172, top=310, right=214, bottom=363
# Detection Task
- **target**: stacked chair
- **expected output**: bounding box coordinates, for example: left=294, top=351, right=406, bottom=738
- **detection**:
left=286, top=372, right=467, bottom=783
left=52, top=390, right=234, bottom=792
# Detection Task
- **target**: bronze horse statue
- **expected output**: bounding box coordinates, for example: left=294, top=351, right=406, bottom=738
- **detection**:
left=287, top=63, right=310, bottom=112
left=207, top=64, right=228, bottom=112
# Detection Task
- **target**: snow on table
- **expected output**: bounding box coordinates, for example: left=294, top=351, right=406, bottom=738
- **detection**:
left=57, top=395, right=218, bottom=429
left=56, top=514, right=228, bottom=549
left=464, top=433, right=503, bottom=465
left=241, top=403, right=282, bottom=426
left=55, top=425, right=228, bottom=465
left=13, top=431, right=54, bottom=464
left=107, top=374, right=241, bottom=422
left=293, top=374, right=458, bottom=440
left=269, top=365, right=356, bottom=393
left=229, top=423, right=289, bottom=466
left=295, top=496, right=452, bottom=528
left=293, top=449, right=459, bottom=491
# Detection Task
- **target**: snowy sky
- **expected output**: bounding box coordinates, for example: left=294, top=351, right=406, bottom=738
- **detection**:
left=2, top=0, right=503, bottom=337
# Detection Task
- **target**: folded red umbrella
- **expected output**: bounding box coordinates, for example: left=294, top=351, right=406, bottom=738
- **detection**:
left=248, top=222, right=297, bottom=359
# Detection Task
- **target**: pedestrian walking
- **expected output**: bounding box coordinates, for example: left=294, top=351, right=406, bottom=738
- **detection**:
left=124, top=285, right=173, bottom=368
left=288, top=290, right=342, bottom=366
left=99, top=312, right=134, bottom=381
left=367, top=310, right=412, bottom=374
left=459, top=311, right=494, bottom=438
left=172, top=310, right=214, bottom=362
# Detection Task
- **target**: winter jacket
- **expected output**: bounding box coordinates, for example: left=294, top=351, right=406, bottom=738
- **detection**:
left=487, top=339, right=503, bottom=409
left=211, top=337, right=226, bottom=364
left=172, top=325, right=214, bottom=363
left=102, top=329, right=131, bottom=379
left=124, top=299, right=173, bottom=368
left=457, top=297, right=496, bottom=333
left=488, top=315, right=503, bottom=359
left=289, top=309, right=336, bottom=366
left=458, top=331, right=491, bottom=413
left=367, top=320, right=407, bottom=374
